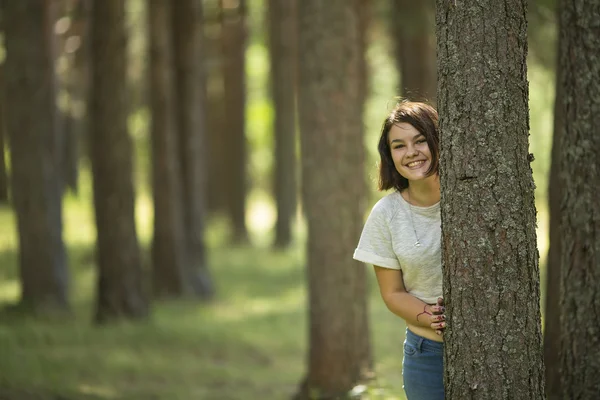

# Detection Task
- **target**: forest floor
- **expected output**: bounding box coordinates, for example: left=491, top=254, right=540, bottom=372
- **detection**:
left=0, top=195, right=409, bottom=400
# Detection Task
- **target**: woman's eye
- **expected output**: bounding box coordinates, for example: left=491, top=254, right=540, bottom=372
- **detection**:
left=417, top=139, right=427, bottom=144
left=393, top=144, right=404, bottom=149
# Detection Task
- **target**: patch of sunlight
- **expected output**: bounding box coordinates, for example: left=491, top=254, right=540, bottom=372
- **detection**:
left=0, top=210, right=17, bottom=252
left=247, top=190, right=275, bottom=242
left=537, top=207, right=549, bottom=268
left=62, top=199, right=95, bottom=246
left=0, top=280, right=18, bottom=303
left=135, top=192, right=153, bottom=243
left=209, top=287, right=304, bottom=322
left=78, top=384, right=117, bottom=399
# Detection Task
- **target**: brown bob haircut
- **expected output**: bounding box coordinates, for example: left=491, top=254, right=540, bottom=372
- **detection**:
left=377, top=101, right=440, bottom=192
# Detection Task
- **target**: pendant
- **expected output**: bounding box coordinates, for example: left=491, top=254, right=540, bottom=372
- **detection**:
left=414, top=240, right=421, bottom=247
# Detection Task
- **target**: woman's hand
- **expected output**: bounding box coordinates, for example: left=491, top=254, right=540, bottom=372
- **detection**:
left=430, top=297, right=446, bottom=336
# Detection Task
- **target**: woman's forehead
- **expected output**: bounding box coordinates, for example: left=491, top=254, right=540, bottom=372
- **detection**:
left=389, top=123, right=421, bottom=141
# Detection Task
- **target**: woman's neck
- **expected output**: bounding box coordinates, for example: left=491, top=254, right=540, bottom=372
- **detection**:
left=405, top=176, right=440, bottom=207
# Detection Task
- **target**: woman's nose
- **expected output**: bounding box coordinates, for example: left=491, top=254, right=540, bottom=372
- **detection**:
left=407, top=145, right=419, bottom=156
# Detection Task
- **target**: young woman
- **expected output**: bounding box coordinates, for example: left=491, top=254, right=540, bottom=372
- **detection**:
left=353, top=101, right=446, bottom=400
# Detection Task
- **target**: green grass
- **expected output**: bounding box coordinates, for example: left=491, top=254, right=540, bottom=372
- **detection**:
left=0, top=194, right=411, bottom=400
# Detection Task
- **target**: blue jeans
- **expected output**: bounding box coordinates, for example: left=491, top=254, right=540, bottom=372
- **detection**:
left=402, top=329, right=444, bottom=400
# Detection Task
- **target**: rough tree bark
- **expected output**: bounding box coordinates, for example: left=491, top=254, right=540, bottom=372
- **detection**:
left=295, top=1, right=372, bottom=398
left=172, top=0, right=214, bottom=298
left=221, top=0, right=248, bottom=242
left=557, top=0, right=600, bottom=397
left=437, top=1, right=545, bottom=398
left=90, top=0, right=148, bottom=322
left=268, top=0, right=297, bottom=248
left=148, top=0, right=187, bottom=298
left=3, top=0, right=70, bottom=314
left=390, top=0, right=436, bottom=103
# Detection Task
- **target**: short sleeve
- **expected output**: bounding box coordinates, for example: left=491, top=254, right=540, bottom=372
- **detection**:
left=353, top=200, right=401, bottom=270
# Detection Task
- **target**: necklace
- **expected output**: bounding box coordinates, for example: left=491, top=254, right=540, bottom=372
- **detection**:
left=406, top=190, right=421, bottom=247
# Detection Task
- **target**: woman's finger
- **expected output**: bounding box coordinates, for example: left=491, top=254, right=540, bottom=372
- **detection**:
left=431, top=305, right=446, bottom=314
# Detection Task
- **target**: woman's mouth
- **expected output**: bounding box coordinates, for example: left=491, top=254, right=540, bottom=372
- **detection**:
left=406, top=160, right=426, bottom=168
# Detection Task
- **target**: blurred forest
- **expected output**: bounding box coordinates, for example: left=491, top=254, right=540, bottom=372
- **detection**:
left=0, top=0, right=564, bottom=399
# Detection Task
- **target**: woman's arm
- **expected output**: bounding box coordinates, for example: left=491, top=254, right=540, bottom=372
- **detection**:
left=373, top=266, right=445, bottom=332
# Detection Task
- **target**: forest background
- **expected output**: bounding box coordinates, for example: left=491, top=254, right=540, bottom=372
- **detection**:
left=0, top=0, right=558, bottom=399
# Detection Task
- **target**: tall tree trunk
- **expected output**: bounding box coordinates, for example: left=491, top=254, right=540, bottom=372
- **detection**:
left=0, top=64, right=8, bottom=204
left=295, top=1, right=372, bottom=398
left=148, top=0, right=187, bottom=298
left=356, top=0, right=370, bottom=111
left=90, top=0, right=148, bottom=322
left=3, top=0, right=69, bottom=314
left=59, top=0, right=90, bottom=195
left=437, top=1, right=545, bottom=398
left=557, top=0, right=600, bottom=397
left=0, top=9, right=6, bottom=204
left=390, top=0, right=436, bottom=103
left=543, top=13, right=563, bottom=399
left=268, top=0, right=297, bottom=248
left=221, top=0, right=248, bottom=242
left=70, top=0, right=91, bottom=174
left=204, top=1, right=226, bottom=215
left=172, top=0, right=214, bottom=298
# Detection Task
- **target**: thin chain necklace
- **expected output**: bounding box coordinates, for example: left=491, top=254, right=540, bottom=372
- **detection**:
left=406, top=190, right=421, bottom=247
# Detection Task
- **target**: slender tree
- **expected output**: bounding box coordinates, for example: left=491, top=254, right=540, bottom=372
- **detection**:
left=356, top=0, right=370, bottom=111
left=59, top=0, right=90, bottom=195
left=557, top=0, right=600, bottom=397
left=203, top=0, right=226, bottom=215
left=3, top=0, right=70, bottom=314
left=543, top=12, right=563, bottom=398
left=172, top=0, right=214, bottom=297
left=89, top=0, right=148, bottom=322
left=295, top=1, right=372, bottom=397
left=390, top=0, right=436, bottom=103
left=437, top=1, right=545, bottom=398
left=0, top=64, right=8, bottom=204
left=0, top=9, right=6, bottom=204
left=221, top=0, right=248, bottom=242
left=148, top=0, right=188, bottom=298
left=268, top=0, right=297, bottom=248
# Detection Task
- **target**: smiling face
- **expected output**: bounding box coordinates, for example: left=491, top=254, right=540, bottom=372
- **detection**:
left=388, top=122, right=432, bottom=182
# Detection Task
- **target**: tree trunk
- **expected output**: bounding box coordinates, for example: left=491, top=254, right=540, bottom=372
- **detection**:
left=221, top=0, right=248, bottom=242
left=59, top=0, right=90, bottom=195
left=0, top=64, right=8, bottom=204
left=437, top=1, right=545, bottom=398
left=295, top=1, right=372, bottom=397
left=203, top=1, right=226, bottom=215
left=543, top=15, right=563, bottom=399
left=172, top=0, right=214, bottom=298
left=557, top=0, right=600, bottom=397
left=70, top=0, right=91, bottom=181
left=89, top=0, right=148, bottom=322
left=268, top=0, right=297, bottom=248
left=3, top=0, right=70, bottom=314
left=390, top=0, right=436, bottom=104
left=356, top=0, right=370, bottom=111
left=148, top=0, right=188, bottom=298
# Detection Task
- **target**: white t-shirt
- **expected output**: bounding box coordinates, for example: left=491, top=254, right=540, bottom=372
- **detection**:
left=353, top=191, right=442, bottom=304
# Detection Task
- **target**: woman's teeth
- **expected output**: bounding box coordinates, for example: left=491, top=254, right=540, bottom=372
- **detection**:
left=407, top=160, right=425, bottom=168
